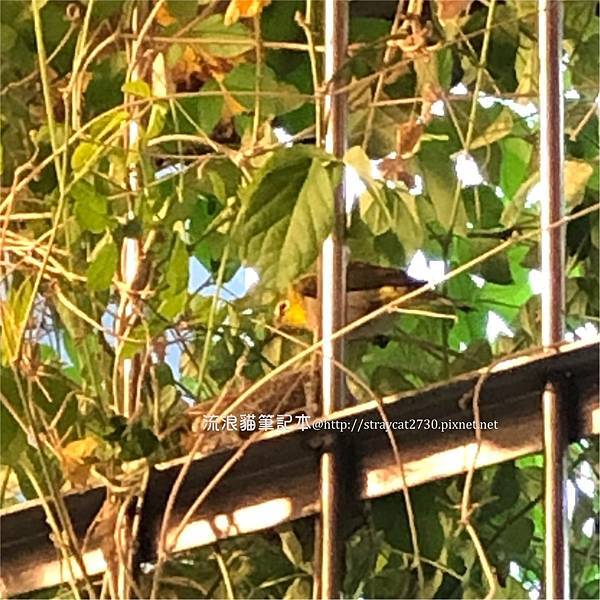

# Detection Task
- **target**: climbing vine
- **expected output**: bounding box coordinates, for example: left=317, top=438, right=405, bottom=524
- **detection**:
left=0, top=0, right=598, bottom=598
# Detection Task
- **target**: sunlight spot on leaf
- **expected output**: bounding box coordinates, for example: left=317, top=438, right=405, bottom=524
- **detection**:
left=575, top=322, right=599, bottom=340
left=101, top=303, right=118, bottom=347
left=529, top=587, right=541, bottom=600
left=576, top=471, right=595, bottom=498
left=564, top=88, right=580, bottom=100
left=407, top=251, right=445, bottom=284
left=156, top=163, right=184, bottom=179
left=454, top=152, right=483, bottom=187
left=582, top=517, right=595, bottom=537
left=410, top=174, right=424, bottom=195
left=164, top=329, right=182, bottom=382
left=188, top=258, right=207, bottom=293
left=509, top=561, right=522, bottom=580
left=478, top=94, right=496, bottom=109
left=345, top=165, right=367, bottom=210
left=450, top=82, right=468, bottom=95
left=528, top=269, right=543, bottom=295
left=525, top=181, right=543, bottom=207
left=430, top=99, right=445, bottom=116
left=567, top=479, right=576, bottom=521
left=244, top=267, right=260, bottom=290
left=506, top=100, right=537, bottom=119
left=486, top=311, right=513, bottom=341
left=470, top=274, right=485, bottom=288
left=273, top=127, right=293, bottom=146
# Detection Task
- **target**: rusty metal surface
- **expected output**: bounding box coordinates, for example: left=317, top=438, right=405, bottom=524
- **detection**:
left=319, top=0, right=349, bottom=597
left=538, top=0, right=568, bottom=597
left=1, top=340, right=598, bottom=596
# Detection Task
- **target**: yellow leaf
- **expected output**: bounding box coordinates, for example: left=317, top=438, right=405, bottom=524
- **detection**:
left=224, top=0, right=271, bottom=26
left=61, top=437, right=99, bottom=489
left=156, top=4, right=176, bottom=26
left=0, top=277, right=34, bottom=365
left=469, top=109, right=514, bottom=151
left=172, top=45, right=201, bottom=87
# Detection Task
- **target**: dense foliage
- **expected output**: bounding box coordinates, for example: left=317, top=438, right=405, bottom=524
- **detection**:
left=0, top=0, right=598, bottom=598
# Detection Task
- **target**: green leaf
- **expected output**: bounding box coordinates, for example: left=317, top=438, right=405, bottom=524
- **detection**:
left=344, top=146, right=375, bottom=186
left=481, top=462, right=520, bottom=518
left=348, top=85, right=409, bottom=158
left=166, top=0, right=199, bottom=21
left=0, top=372, right=26, bottom=466
left=500, top=171, right=538, bottom=227
left=239, top=148, right=340, bottom=290
left=479, top=245, right=533, bottom=321
left=564, top=0, right=599, bottom=40
left=450, top=339, right=492, bottom=375
left=437, top=46, right=454, bottom=90
left=89, top=109, right=129, bottom=139
left=419, top=141, right=467, bottom=233
left=193, top=14, right=253, bottom=57
left=467, top=4, right=519, bottom=92
left=469, top=108, right=514, bottom=150
left=279, top=527, right=304, bottom=568
left=360, top=185, right=423, bottom=257
left=372, top=488, right=444, bottom=560
left=515, top=34, right=538, bottom=98
left=0, top=24, right=17, bottom=52
left=502, top=517, right=535, bottom=555
left=86, top=233, right=118, bottom=291
left=120, top=326, right=146, bottom=360
left=565, top=160, right=594, bottom=207
left=225, top=63, right=304, bottom=118
left=196, top=81, right=223, bottom=133
left=0, top=277, right=34, bottom=365
left=454, top=237, right=513, bottom=285
left=0, top=402, right=26, bottom=466
left=71, top=181, right=109, bottom=233
left=359, top=187, right=393, bottom=236
left=462, top=186, right=504, bottom=229
left=158, top=289, right=187, bottom=320
left=119, top=422, right=159, bottom=461
left=166, top=237, right=189, bottom=294
left=500, top=137, right=532, bottom=200
left=145, top=103, right=168, bottom=140
left=122, top=80, right=151, bottom=98
left=571, top=34, right=599, bottom=88
left=71, top=142, right=100, bottom=171
left=283, top=578, right=311, bottom=600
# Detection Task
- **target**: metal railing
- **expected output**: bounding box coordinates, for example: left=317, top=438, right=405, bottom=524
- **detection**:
left=1, top=1, right=596, bottom=598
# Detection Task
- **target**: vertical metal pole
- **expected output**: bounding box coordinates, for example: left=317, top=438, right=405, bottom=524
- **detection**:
left=538, top=1, right=569, bottom=598
left=318, top=1, right=348, bottom=598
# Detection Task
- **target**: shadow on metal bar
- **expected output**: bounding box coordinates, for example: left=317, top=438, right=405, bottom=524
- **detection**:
left=1, top=339, right=598, bottom=596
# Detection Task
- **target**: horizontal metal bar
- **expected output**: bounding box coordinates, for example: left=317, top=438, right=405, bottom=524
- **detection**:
left=1, top=339, right=598, bottom=596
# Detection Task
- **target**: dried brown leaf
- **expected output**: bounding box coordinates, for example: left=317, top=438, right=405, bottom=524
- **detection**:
left=224, top=0, right=271, bottom=26
left=437, top=0, right=472, bottom=21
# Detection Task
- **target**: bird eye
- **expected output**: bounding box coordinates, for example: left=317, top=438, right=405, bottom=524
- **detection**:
left=275, top=300, right=289, bottom=318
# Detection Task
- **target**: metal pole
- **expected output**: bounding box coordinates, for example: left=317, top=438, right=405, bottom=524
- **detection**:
left=318, top=0, right=348, bottom=598
left=538, top=1, right=568, bottom=598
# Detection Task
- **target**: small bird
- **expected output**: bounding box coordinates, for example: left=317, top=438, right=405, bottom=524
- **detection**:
left=274, top=261, right=458, bottom=338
